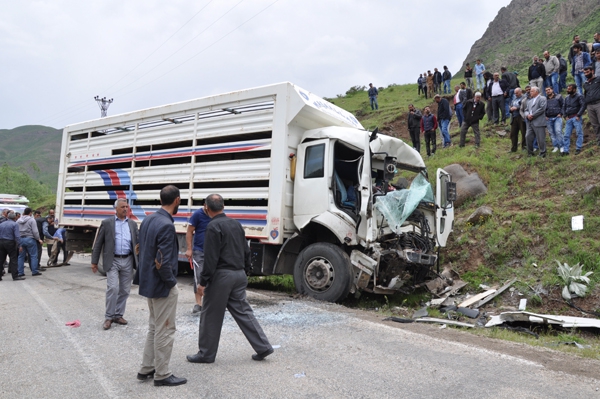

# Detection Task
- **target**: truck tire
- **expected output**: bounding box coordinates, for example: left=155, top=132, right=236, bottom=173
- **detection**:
left=293, top=242, right=352, bottom=302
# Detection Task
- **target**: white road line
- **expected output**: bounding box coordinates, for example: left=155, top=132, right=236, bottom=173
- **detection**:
left=23, top=282, right=118, bottom=398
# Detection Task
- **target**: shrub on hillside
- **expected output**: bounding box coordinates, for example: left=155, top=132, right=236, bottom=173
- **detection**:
left=346, top=85, right=366, bottom=95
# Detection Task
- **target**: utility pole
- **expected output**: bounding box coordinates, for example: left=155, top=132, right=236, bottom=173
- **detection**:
left=94, top=96, right=113, bottom=117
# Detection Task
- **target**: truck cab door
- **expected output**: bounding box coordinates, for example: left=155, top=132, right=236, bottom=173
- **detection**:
left=293, top=139, right=330, bottom=229
left=435, top=168, right=454, bottom=247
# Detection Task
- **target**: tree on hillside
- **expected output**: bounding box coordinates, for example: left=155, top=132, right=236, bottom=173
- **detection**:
left=0, top=163, right=52, bottom=201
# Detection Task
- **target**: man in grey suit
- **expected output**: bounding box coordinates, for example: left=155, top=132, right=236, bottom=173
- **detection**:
left=525, top=87, right=548, bottom=157
left=92, top=198, right=139, bottom=330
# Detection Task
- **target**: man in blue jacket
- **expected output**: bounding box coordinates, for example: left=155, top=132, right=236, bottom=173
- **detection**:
left=134, top=185, right=187, bottom=387
left=368, top=83, right=378, bottom=110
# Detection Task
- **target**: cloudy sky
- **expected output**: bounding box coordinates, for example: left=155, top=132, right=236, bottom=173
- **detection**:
left=1, top=0, right=511, bottom=130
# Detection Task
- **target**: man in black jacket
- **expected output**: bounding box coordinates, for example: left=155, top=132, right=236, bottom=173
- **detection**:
left=460, top=92, right=486, bottom=147
left=562, top=84, right=586, bottom=155
left=407, top=104, right=422, bottom=153
left=485, top=73, right=509, bottom=124
left=435, top=94, right=452, bottom=147
left=528, top=56, right=546, bottom=91
left=433, top=68, right=443, bottom=94
left=584, top=65, right=600, bottom=145
left=187, top=194, right=273, bottom=364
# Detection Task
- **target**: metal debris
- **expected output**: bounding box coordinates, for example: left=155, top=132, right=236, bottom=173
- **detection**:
left=486, top=311, right=600, bottom=329
left=414, top=317, right=474, bottom=328
left=473, top=278, right=517, bottom=308
left=458, top=289, right=497, bottom=308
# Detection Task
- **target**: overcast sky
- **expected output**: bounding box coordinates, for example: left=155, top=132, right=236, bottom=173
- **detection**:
left=1, top=0, right=511, bottom=130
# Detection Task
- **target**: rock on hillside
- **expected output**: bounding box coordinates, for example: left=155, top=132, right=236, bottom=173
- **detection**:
left=461, top=0, right=600, bottom=74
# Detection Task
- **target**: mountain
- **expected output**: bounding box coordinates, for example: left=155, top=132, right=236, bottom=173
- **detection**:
left=0, top=125, right=62, bottom=190
left=462, top=0, right=600, bottom=75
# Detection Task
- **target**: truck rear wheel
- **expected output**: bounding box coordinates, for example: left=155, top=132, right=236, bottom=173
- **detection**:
left=293, top=242, right=352, bottom=302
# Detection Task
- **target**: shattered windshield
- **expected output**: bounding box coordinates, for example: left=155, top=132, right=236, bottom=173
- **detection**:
left=373, top=173, right=434, bottom=234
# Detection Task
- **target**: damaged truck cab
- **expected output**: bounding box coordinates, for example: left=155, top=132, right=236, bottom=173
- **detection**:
left=285, top=126, right=455, bottom=301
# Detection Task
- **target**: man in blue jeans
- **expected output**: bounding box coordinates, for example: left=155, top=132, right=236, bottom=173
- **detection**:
left=571, top=44, right=591, bottom=95
left=16, top=207, right=43, bottom=277
left=368, top=83, right=378, bottom=110
left=435, top=94, right=452, bottom=147
left=562, top=84, right=585, bottom=156
left=543, top=51, right=560, bottom=96
left=474, top=59, right=486, bottom=90
left=442, top=66, right=452, bottom=94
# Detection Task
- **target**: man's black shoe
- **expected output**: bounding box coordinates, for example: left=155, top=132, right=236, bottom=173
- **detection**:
left=154, top=375, right=187, bottom=387
left=186, top=353, right=214, bottom=363
left=575, top=149, right=581, bottom=155
left=32, top=272, right=42, bottom=276
left=13, top=276, right=25, bottom=281
left=252, top=348, right=274, bottom=361
left=137, top=369, right=155, bottom=380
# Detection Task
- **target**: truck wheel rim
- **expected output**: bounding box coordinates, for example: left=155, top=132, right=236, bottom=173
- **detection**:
left=304, top=257, right=334, bottom=291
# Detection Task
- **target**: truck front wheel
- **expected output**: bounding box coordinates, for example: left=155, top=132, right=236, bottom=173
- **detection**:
left=293, top=243, right=352, bottom=302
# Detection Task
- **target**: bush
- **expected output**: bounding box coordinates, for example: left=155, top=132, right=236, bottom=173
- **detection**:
left=346, top=85, right=366, bottom=95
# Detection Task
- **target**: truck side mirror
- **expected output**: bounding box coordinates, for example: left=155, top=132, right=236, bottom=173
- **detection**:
left=446, top=181, right=457, bottom=202
left=383, top=157, right=397, bottom=182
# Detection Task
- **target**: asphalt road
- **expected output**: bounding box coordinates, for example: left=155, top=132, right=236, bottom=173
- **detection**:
left=1, top=253, right=599, bottom=399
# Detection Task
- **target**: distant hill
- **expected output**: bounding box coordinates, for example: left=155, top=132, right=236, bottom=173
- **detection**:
left=461, top=0, right=600, bottom=76
left=0, top=125, right=62, bottom=190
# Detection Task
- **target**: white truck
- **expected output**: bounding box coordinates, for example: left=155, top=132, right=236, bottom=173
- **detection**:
left=57, top=82, right=455, bottom=302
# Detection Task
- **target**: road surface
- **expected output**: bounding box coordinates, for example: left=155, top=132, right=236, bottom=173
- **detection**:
left=1, top=253, right=599, bottom=398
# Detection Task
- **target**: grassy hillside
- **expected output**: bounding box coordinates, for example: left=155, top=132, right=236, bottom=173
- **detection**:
left=0, top=125, right=62, bottom=190
left=330, top=81, right=600, bottom=318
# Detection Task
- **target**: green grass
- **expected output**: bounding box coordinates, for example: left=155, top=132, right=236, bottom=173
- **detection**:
left=326, top=77, right=600, bottom=318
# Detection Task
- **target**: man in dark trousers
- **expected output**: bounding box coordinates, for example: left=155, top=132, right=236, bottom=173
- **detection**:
left=407, top=104, right=422, bottom=153
left=134, top=185, right=186, bottom=387
left=434, top=94, right=452, bottom=147
left=187, top=193, right=273, bottom=364
left=459, top=92, right=486, bottom=147
left=0, top=212, right=24, bottom=280
left=91, top=198, right=139, bottom=330
left=34, top=210, right=47, bottom=272
left=185, top=203, right=212, bottom=314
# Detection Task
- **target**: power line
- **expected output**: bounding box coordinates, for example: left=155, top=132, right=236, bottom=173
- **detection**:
left=102, top=0, right=217, bottom=93
left=117, top=0, right=280, bottom=99
left=108, top=0, right=246, bottom=98
left=38, top=1, right=217, bottom=126
left=39, top=0, right=280, bottom=128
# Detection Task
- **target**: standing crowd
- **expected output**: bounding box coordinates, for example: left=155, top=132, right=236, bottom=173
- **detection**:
left=90, top=187, right=273, bottom=388
left=0, top=207, right=68, bottom=281
left=375, top=33, right=600, bottom=157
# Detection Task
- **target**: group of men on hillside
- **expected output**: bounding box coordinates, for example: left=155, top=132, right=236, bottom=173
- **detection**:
left=417, top=66, right=453, bottom=99
left=406, top=32, right=600, bottom=157
left=90, top=188, right=273, bottom=387
left=0, top=207, right=67, bottom=281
